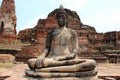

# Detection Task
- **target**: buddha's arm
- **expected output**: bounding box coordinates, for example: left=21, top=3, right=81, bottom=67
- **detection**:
left=35, top=29, right=54, bottom=68
left=71, top=30, right=79, bottom=57
left=44, top=29, right=54, bottom=57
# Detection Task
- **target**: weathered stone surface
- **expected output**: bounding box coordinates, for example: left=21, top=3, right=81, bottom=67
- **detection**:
left=104, top=31, right=120, bottom=47
left=25, top=69, right=97, bottom=78
left=27, top=77, right=98, bottom=80
left=78, top=24, right=97, bottom=52
left=18, top=28, right=33, bottom=42
left=88, top=33, right=104, bottom=44
left=0, top=54, right=15, bottom=63
left=16, top=45, right=43, bottom=62
left=0, top=0, right=17, bottom=43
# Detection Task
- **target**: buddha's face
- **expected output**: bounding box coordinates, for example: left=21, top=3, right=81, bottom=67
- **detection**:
left=56, top=12, right=67, bottom=27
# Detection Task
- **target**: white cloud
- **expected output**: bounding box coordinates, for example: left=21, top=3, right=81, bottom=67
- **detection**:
left=20, top=14, right=47, bottom=31
left=58, top=0, right=120, bottom=33
left=60, top=0, right=87, bottom=10
left=17, top=0, right=120, bottom=33
left=83, top=10, right=120, bottom=33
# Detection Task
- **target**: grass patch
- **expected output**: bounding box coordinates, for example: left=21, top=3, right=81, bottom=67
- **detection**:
left=0, top=63, right=15, bottom=68
left=104, top=49, right=120, bottom=53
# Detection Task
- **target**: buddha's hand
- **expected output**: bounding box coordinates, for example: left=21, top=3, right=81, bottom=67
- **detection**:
left=54, top=53, right=76, bottom=61
left=35, top=55, right=45, bottom=68
left=54, top=56, right=66, bottom=61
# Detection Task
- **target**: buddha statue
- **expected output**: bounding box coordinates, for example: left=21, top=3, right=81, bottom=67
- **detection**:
left=26, top=5, right=97, bottom=78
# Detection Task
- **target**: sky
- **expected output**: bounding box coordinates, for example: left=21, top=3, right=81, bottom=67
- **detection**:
left=0, top=0, right=120, bottom=33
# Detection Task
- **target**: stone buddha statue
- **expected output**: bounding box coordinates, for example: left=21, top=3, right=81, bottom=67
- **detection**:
left=26, top=5, right=97, bottom=79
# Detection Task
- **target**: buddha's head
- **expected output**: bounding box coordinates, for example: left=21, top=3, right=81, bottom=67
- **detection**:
left=56, top=5, right=67, bottom=27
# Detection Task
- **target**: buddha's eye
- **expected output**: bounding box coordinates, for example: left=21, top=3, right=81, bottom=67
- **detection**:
left=62, top=16, right=66, bottom=19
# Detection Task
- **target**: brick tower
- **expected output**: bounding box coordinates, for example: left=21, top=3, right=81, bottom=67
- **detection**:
left=0, top=0, right=17, bottom=43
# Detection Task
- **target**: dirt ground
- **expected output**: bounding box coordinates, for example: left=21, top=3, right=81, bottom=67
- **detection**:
left=0, top=63, right=120, bottom=80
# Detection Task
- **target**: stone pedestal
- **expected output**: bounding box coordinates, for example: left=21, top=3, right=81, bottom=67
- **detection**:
left=27, top=77, right=98, bottom=80
left=25, top=69, right=98, bottom=80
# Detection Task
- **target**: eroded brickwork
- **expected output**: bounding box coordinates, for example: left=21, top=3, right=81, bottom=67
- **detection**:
left=0, top=0, right=17, bottom=43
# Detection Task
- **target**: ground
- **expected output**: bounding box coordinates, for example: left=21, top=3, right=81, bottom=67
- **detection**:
left=0, top=63, right=120, bottom=80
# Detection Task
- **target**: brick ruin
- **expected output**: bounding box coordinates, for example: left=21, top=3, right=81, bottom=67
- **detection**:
left=104, top=31, right=120, bottom=47
left=18, top=7, right=120, bottom=63
left=0, top=0, right=119, bottom=63
left=17, top=7, right=105, bottom=62
left=18, top=8, right=97, bottom=51
left=0, top=0, right=17, bottom=43
left=0, top=0, right=19, bottom=63
left=18, top=28, right=33, bottom=42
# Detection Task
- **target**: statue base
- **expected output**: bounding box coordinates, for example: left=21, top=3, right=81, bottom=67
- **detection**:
left=27, top=77, right=98, bottom=80
left=25, top=69, right=98, bottom=80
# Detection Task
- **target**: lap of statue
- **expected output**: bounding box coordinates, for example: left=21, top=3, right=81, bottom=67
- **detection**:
left=28, top=56, right=96, bottom=72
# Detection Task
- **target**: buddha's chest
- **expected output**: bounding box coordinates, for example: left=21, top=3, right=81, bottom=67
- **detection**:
left=48, top=28, right=74, bottom=57
left=52, top=28, right=72, bottom=45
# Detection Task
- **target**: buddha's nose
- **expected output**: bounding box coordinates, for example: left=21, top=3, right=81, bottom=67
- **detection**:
left=59, top=18, right=63, bottom=21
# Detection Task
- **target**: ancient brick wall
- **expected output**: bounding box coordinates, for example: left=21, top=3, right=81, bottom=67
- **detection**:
left=0, top=0, right=17, bottom=43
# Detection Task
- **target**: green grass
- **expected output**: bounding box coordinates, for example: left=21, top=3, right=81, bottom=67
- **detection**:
left=0, top=63, right=15, bottom=68
left=104, top=49, right=120, bottom=53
